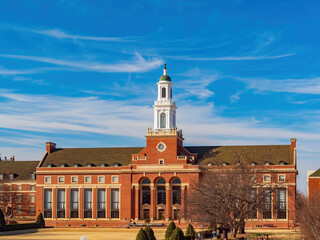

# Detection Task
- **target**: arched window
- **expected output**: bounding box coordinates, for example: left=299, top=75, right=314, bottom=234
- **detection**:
left=172, top=178, right=181, bottom=205
left=162, top=87, right=166, bottom=98
left=141, top=178, right=151, bottom=205
left=156, top=178, right=166, bottom=205
left=156, top=178, right=166, bottom=184
left=172, top=178, right=181, bottom=184
left=141, top=178, right=151, bottom=184
left=160, top=113, right=166, bottom=128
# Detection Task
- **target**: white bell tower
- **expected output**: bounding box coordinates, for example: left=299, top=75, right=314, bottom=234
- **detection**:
left=153, top=64, right=177, bottom=131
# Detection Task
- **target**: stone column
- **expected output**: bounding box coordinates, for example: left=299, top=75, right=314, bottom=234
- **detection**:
left=166, top=184, right=171, bottom=221
left=150, top=183, right=155, bottom=220
left=134, top=185, right=140, bottom=221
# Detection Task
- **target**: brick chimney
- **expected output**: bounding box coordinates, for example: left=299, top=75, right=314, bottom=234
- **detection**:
left=46, top=142, right=56, bottom=154
left=290, top=138, right=297, bottom=150
left=10, top=156, right=15, bottom=161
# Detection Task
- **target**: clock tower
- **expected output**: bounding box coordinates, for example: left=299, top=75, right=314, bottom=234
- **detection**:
left=131, top=65, right=197, bottom=165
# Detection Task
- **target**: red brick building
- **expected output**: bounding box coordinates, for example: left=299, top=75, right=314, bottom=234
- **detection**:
left=34, top=65, right=297, bottom=228
left=307, top=168, right=320, bottom=201
left=0, top=158, right=38, bottom=220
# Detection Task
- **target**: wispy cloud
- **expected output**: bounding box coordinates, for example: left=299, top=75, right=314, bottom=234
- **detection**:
left=169, top=53, right=294, bottom=61
left=0, top=53, right=162, bottom=73
left=237, top=77, right=320, bottom=94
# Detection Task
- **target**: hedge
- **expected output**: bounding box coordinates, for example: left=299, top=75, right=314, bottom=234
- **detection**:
left=0, top=222, right=42, bottom=232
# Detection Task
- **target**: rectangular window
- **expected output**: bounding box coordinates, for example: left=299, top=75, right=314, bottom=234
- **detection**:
left=263, top=175, right=271, bottom=182
left=0, top=174, right=3, bottom=180
left=172, top=186, right=181, bottom=204
left=157, top=186, right=166, bottom=204
left=85, top=176, right=91, bottom=183
left=44, top=189, right=52, bottom=218
left=248, top=188, right=258, bottom=219
left=70, top=189, right=79, bottom=218
left=17, top=206, right=21, bottom=214
left=97, top=189, right=106, bottom=218
left=111, top=189, right=120, bottom=219
left=71, top=176, right=78, bottom=183
left=17, top=195, right=22, bottom=203
left=57, top=189, right=66, bottom=218
left=30, top=206, right=35, bottom=214
left=45, top=176, right=51, bottom=183
left=262, top=189, right=272, bottom=219
left=98, top=176, right=105, bottom=183
left=84, top=189, right=92, bottom=218
left=111, top=176, right=118, bottom=183
left=278, top=174, right=285, bottom=182
left=142, top=186, right=151, bottom=204
left=30, top=185, right=35, bottom=191
left=30, top=195, right=35, bottom=203
left=30, top=173, right=36, bottom=180
left=58, top=176, right=64, bottom=183
left=17, top=185, right=22, bottom=191
left=277, top=188, right=287, bottom=219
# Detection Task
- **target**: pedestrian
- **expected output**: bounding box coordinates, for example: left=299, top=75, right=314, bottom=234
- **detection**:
left=198, top=232, right=201, bottom=240
left=212, top=229, right=216, bottom=240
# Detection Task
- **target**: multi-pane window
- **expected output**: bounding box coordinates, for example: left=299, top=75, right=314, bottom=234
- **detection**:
left=30, top=173, right=36, bottom=180
left=57, top=189, right=65, bottom=218
left=248, top=188, right=257, bottom=219
left=278, top=174, right=285, bottom=182
left=98, top=176, right=105, bottom=183
left=84, top=189, right=92, bottom=218
left=142, top=186, right=151, bottom=204
left=71, top=176, right=78, bottom=183
left=85, top=176, right=91, bottom=183
left=97, top=189, right=106, bottom=218
left=30, top=206, right=35, bottom=214
left=157, top=186, right=166, bottom=204
left=17, top=206, right=21, bottom=214
left=45, top=176, right=51, bottom=183
left=58, top=176, right=64, bottom=183
left=172, top=186, right=181, bottom=204
left=111, top=189, right=120, bottom=219
left=30, top=185, right=35, bottom=191
left=30, top=195, right=35, bottom=203
left=111, top=176, right=118, bottom=183
left=262, top=189, right=272, bottom=219
left=17, top=195, right=22, bottom=203
left=70, top=189, right=79, bottom=218
left=263, top=175, right=271, bottom=182
left=44, top=189, right=52, bottom=218
left=277, top=188, right=287, bottom=219
left=17, top=185, right=22, bottom=191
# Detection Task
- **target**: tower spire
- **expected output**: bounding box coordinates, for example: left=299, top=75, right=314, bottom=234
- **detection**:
left=163, top=49, right=167, bottom=75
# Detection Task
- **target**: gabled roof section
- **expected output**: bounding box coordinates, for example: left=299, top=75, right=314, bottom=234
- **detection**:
left=309, top=168, right=320, bottom=177
left=185, top=145, right=293, bottom=166
left=40, top=147, right=144, bottom=167
left=0, top=161, right=39, bottom=180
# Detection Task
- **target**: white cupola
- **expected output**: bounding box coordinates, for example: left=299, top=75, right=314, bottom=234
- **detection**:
left=153, top=64, right=177, bottom=131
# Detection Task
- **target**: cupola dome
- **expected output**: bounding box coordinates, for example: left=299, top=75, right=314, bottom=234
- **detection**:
left=159, top=64, right=171, bottom=82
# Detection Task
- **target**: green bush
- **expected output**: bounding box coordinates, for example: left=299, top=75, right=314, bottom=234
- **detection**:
left=145, top=226, right=156, bottom=240
left=165, top=221, right=176, bottom=239
left=36, top=212, right=45, bottom=228
left=169, top=227, right=184, bottom=240
left=136, top=228, right=149, bottom=240
left=0, top=222, right=42, bottom=232
left=0, top=209, right=5, bottom=227
left=185, top=224, right=196, bottom=240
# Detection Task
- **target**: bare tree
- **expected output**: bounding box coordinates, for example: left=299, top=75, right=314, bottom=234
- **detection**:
left=296, top=192, right=320, bottom=240
left=186, top=160, right=284, bottom=239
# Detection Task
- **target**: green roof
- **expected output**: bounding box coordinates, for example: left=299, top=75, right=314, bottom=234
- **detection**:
left=159, top=75, right=171, bottom=82
left=0, top=161, right=39, bottom=180
left=185, top=145, right=293, bottom=165
left=309, top=168, right=320, bottom=177
left=41, top=147, right=144, bottom=167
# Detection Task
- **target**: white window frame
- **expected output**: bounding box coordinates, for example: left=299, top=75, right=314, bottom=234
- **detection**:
left=111, top=175, right=118, bottom=183
left=45, top=176, right=51, bottom=183
left=71, top=176, right=78, bottom=183
left=98, top=176, right=105, bottom=183
left=58, top=176, right=65, bottom=183
left=278, top=174, right=286, bottom=182
left=85, top=176, right=91, bottom=183
left=263, top=174, right=271, bottom=183
left=30, top=194, right=35, bottom=203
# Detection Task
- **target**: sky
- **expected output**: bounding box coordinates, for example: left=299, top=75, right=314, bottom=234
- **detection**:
left=0, top=0, right=319, bottom=193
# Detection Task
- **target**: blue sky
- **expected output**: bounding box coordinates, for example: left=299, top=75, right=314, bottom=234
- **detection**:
left=0, top=0, right=319, bottom=192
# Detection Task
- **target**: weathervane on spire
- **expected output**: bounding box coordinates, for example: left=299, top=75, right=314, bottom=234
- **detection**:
left=163, top=49, right=167, bottom=75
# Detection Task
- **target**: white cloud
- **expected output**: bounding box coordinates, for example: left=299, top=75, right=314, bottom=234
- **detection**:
left=237, top=77, right=320, bottom=94
left=0, top=53, right=162, bottom=73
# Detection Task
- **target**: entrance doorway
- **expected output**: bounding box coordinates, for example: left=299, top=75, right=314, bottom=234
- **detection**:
left=143, top=209, right=150, bottom=220
left=158, top=209, right=165, bottom=220
left=173, top=209, right=181, bottom=220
